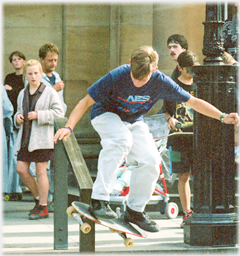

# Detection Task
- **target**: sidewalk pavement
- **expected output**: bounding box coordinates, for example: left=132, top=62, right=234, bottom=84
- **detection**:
left=2, top=194, right=239, bottom=255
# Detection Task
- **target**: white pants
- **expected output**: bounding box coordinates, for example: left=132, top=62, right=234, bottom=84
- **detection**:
left=91, top=112, right=160, bottom=212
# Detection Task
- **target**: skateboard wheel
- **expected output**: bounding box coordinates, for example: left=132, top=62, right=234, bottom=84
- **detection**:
left=165, top=202, right=179, bottom=219
left=81, top=223, right=91, bottom=234
left=66, top=206, right=77, bottom=217
left=109, top=228, right=116, bottom=233
left=124, top=238, right=134, bottom=248
left=4, top=194, right=10, bottom=201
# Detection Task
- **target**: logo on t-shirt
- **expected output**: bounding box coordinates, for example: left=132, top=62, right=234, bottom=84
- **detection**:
left=126, top=95, right=150, bottom=102
left=117, top=95, right=154, bottom=114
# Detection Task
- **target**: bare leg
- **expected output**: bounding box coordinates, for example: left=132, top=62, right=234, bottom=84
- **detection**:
left=35, top=162, right=49, bottom=205
left=178, top=171, right=191, bottom=212
left=16, top=161, right=38, bottom=197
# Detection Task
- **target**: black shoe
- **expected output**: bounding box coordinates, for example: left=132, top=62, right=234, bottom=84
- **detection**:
left=89, top=199, right=118, bottom=220
left=124, top=206, right=160, bottom=232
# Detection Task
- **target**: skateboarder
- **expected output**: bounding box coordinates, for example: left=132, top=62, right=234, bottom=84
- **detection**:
left=53, top=46, right=238, bottom=233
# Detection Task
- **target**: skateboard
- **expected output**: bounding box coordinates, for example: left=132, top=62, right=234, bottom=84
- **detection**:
left=66, top=201, right=147, bottom=248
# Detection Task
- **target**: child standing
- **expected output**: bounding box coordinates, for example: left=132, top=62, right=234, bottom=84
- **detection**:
left=14, top=59, right=64, bottom=220
left=3, top=51, right=26, bottom=197
left=163, top=51, right=199, bottom=228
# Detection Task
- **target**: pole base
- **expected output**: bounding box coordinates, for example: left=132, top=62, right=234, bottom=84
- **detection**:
left=184, top=213, right=238, bottom=246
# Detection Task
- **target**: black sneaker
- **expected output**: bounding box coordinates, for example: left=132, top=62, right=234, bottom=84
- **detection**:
left=28, top=199, right=39, bottom=216
left=124, top=206, right=160, bottom=232
left=89, top=199, right=118, bottom=220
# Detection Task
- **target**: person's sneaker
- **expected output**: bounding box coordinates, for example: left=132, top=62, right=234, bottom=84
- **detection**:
left=28, top=199, right=39, bottom=216
left=89, top=199, right=118, bottom=220
left=124, top=206, right=160, bottom=232
left=180, top=209, right=193, bottom=228
left=29, top=205, right=49, bottom=220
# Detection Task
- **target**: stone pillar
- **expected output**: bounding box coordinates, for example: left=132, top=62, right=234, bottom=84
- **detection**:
left=184, top=3, right=238, bottom=246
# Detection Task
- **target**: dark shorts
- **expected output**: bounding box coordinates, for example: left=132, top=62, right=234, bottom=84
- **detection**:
left=17, top=148, right=54, bottom=162
left=170, top=147, right=193, bottom=174
left=168, top=133, right=193, bottom=174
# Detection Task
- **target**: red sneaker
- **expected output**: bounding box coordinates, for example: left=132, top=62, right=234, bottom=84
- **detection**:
left=180, top=210, right=193, bottom=228
left=29, top=205, right=49, bottom=220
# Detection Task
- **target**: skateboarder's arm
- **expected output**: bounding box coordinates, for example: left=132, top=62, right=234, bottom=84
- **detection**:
left=186, top=96, right=239, bottom=125
left=53, top=94, right=95, bottom=143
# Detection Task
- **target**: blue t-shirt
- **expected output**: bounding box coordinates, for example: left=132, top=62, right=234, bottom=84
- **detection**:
left=88, top=64, right=191, bottom=123
left=47, top=74, right=56, bottom=86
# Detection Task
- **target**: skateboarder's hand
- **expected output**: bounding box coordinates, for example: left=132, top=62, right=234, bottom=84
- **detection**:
left=53, top=127, right=71, bottom=143
left=223, top=113, right=239, bottom=125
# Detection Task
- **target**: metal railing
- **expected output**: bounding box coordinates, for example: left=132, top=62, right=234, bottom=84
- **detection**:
left=53, top=117, right=94, bottom=252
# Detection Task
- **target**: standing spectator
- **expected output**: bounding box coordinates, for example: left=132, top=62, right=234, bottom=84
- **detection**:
left=4, top=51, right=26, bottom=121
left=3, top=51, right=26, bottom=197
left=163, top=51, right=199, bottom=228
left=38, top=43, right=67, bottom=211
left=39, top=43, right=67, bottom=113
left=2, top=86, right=22, bottom=198
left=14, top=59, right=64, bottom=220
left=158, top=35, right=188, bottom=115
left=167, top=34, right=188, bottom=80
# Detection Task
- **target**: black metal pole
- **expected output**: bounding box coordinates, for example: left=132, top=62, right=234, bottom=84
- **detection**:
left=79, top=189, right=95, bottom=252
left=53, top=139, right=68, bottom=249
left=184, top=2, right=238, bottom=246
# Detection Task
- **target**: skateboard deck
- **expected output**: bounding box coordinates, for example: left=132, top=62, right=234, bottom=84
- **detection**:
left=67, top=201, right=147, bottom=247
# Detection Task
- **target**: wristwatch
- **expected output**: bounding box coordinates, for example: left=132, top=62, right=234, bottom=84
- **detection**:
left=220, top=113, right=227, bottom=123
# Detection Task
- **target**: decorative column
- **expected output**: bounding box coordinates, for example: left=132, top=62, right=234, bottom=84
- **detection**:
left=184, top=3, right=238, bottom=246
